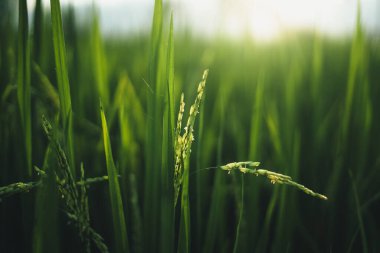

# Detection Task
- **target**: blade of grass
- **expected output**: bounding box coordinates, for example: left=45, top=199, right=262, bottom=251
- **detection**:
left=33, top=0, right=44, bottom=64
left=50, top=0, right=75, bottom=175
left=17, top=0, right=32, bottom=176
left=114, top=72, right=145, bottom=143
left=128, top=174, right=143, bottom=253
left=160, top=12, right=175, bottom=253
left=245, top=71, right=264, bottom=248
left=32, top=62, right=60, bottom=114
left=33, top=145, right=60, bottom=253
left=233, top=174, right=244, bottom=253
left=255, top=187, right=279, bottom=253
left=273, top=132, right=301, bottom=252
left=114, top=72, right=144, bottom=252
left=256, top=106, right=283, bottom=252
left=326, top=2, right=367, bottom=245
left=167, top=14, right=175, bottom=142
left=327, top=0, right=364, bottom=197
left=17, top=4, right=34, bottom=250
left=311, top=30, right=323, bottom=103
left=274, top=59, right=303, bottom=251
left=144, top=0, right=164, bottom=250
left=100, top=102, right=129, bottom=253
left=202, top=89, right=227, bottom=253
left=349, top=170, right=368, bottom=253
left=92, top=7, right=109, bottom=107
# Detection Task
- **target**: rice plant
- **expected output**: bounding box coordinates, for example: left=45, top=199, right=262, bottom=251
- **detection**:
left=1, top=0, right=379, bottom=252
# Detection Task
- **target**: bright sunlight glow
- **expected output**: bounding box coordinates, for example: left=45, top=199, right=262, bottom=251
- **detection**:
left=249, top=4, right=281, bottom=41
left=27, top=0, right=379, bottom=41
left=219, top=0, right=363, bottom=40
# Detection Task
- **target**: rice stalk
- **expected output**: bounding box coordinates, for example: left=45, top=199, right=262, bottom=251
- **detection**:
left=174, top=69, right=208, bottom=206
left=173, top=93, right=185, bottom=206
left=220, top=161, right=327, bottom=200
left=42, top=115, right=109, bottom=253
left=195, top=76, right=206, bottom=252
left=0, top=169, right=112, bottom=199
left=175, top=69, right=208, bottom=253
left=0, top=181, right=41, bottom=200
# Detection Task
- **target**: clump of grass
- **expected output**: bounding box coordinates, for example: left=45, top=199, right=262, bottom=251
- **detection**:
left=219, top=161, right=328, bottom=200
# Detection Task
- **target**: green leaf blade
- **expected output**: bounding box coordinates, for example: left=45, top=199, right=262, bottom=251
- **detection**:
left=17, top=0, right=32, bottom=176
left=100, top=103, right=129, bottom=253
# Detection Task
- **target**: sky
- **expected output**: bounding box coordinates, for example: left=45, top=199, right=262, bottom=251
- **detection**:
left=27, top=0, right=380, bottom=41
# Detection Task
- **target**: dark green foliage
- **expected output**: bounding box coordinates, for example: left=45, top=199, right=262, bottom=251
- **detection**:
left=1, top=1, right=380, bottom=253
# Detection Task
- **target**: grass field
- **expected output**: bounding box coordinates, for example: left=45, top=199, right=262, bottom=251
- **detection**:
left=1, top=0, right=380, bottom=252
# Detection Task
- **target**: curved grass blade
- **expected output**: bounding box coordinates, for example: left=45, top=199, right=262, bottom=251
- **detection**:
left=100, top=101, right=129, bottom=253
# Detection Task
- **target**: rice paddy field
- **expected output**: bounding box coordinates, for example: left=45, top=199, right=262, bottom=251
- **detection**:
left=1, top=0, right=380, bottom=252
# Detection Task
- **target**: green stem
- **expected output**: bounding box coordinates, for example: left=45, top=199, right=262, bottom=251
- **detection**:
left=233, top=174, right=244, bottom=253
